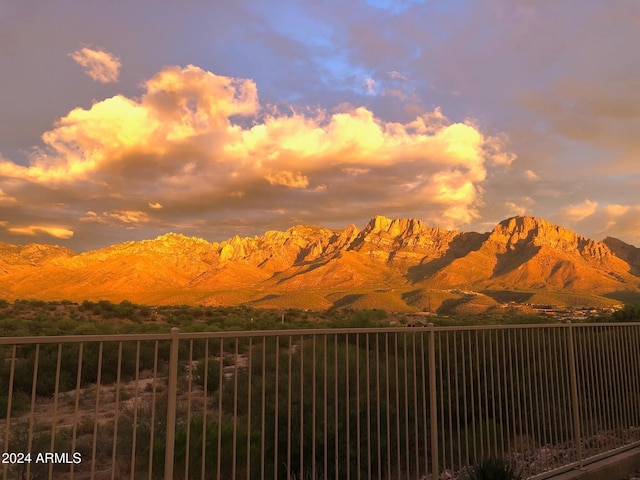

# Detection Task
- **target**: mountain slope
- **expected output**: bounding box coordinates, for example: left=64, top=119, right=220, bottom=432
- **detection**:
left=0, top=215, right=638, bottom=308
left=603, top=237, right=640, bottom=277
left=426, top=216, right=634, bottom=290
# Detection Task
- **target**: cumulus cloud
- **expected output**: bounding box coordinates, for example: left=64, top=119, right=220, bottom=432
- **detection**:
left=561, top=199, right=598, bottom=223
left=554, top=203, right=640, bottom=246
left=603, top=204, right=630, bottom=218
left=0, top=65, right=516, bottom=245
left=598, top=205, right=640, bottom=245
left=524, top=170, right=539, bottom=181
left=365, top=78, right=376, bottom=94
left=0, top=65, right=259, bottom=184
left=388, top=70, right=407, bottom=80
left=104, top=210, right=150, bottom=224
left=69, top=47, right=121, bottom=83
left=265, top=171, right=309, bottom=188
left=505, top=197, right=534, bottom=217
left=7, top=225, right=74, bottom=239
left=78, top=210, right=151, bottom=225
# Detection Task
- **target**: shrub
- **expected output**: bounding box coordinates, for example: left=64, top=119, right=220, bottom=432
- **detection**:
left=612, top=304, right=640, bottom=322
left=192, top=357, right=223, bottom=394
left=465, top=458, right=523, bottom=480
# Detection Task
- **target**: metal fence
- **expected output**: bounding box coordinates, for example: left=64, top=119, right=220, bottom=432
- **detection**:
left=1, top=323, right=639, bottom=480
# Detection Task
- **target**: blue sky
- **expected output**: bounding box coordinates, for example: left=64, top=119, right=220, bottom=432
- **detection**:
left=0, top=0, right=639, bottom=250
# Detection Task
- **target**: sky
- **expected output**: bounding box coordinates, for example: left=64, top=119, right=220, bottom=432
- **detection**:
left=0, top=0, right=639, bottom=251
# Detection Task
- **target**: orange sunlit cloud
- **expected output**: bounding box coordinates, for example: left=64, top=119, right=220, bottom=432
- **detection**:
left=69, top=47, right=121, bottom=83
left=0, top=188, right=17, bottom=205
left=554, top=203, right=640, bottom=244
left=561, top=199, right=598, bottom=223
left=0, top=65, right=517, bottom=237
left=524, top=170, right=540, bottom=181
left=7, top=225, right=74, bottom=239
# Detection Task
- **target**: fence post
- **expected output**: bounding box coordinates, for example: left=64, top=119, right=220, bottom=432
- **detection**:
left=566, top=321, right=583, bottom=469
left=428, top=323, right=439, bottom=478
left=165, top=327, right=180, bottom=480
left=2, top=345, right=16, bottom=480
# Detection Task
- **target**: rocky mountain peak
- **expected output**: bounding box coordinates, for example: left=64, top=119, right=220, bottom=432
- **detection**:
left=154, top=232, right=210, bottom=247
left=491, top=215, right=611, bottom=260
left=493, top=215, right=573, bottom=246
left=363, top=215, right=430, bottom=237
left=367, top=215, right=393, bottom=232
left=0, top=242, right=75, bottom=266
left=603, top=237, right=640, bottom=273
left=363, top=215, right=427, bottom=237
left=347, top=215, right=460, bottom=263
left=603, top=237, right=638, bottom=255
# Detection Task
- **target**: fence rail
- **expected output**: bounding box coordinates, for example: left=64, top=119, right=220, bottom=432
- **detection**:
left=1, top=323, right=639, bottom=479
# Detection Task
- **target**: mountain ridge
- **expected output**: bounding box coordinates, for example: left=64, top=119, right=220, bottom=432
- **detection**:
left=1, top=215, right=638, bottom=309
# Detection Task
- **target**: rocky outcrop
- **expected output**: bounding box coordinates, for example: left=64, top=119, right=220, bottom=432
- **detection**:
left=0, top=242, right=74, bottom=266
left=349, top=215, right=461, bottom=263
left=489, top=216, right=612, bottom=260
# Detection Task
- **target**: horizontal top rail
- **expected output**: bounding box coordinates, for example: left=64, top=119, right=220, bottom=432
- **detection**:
left=0, top=322, right=638, bottom=344
left=0, top=332, right=174, bottom=344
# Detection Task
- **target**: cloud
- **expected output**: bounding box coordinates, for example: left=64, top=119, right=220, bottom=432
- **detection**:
left=364, top=78, right=376, bottom=94
left=104, top=210, right=150, bottom=224
left=79, top=210, right=151, bottom=225
left=554, top=203, right=640, bottom=246
left=0, top=65, right=259, bottom=184
left=265, top=171, right=309, bottom=188
left=388, top=71, right=407, bottom=80
left=603, top=204, right=630, bottom=218
left=0, top=65, right=516, bottom=246
left=524, top=170, right=539, bottom=181
left=561, top=199, right=598, bottom=223
left=597, top=205, right=640, bottom=245
left=0, top=188, right=17, bottom=205
left=69, top=47, right=121, bottom=83
left=342, top=167, right=370, bottom=176
left=505, top=197, right=534, bottom=217
left=6, top=225, right=74, bottom=239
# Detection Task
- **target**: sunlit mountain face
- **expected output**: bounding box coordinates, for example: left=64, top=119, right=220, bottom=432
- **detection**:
left=1, top=2, right=639, bottom=257
left=1, top=216, right=638, bottom=309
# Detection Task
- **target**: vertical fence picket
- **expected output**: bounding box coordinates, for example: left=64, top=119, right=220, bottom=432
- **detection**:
left=163, top=328, right=179, bottom=480
left=566, top=321, right=583, bottom=469
left=429, top=323, right=439, bottom=479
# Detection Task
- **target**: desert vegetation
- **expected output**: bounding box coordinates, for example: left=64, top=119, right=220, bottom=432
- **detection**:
left=1, top=298, right=636, bottom=340
left=2, top=308, right=640, bottom=479
left=0, top=298, right=396, bottom=337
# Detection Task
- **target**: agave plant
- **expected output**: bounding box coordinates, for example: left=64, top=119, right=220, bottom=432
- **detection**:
left=465, top=457, right=524, bottom=480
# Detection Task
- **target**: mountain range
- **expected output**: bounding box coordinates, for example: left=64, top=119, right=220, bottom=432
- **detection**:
left=1, top=215, right=639, bottom=312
